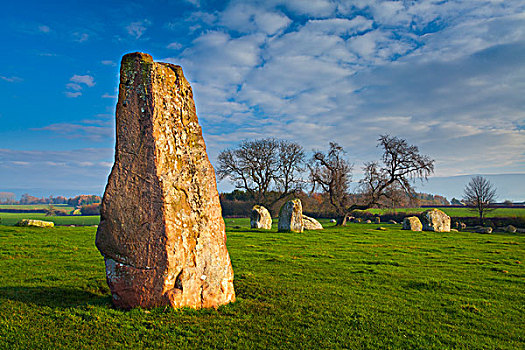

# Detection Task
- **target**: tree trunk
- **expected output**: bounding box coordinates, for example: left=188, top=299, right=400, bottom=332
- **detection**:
left=336, top=214, right=348, bottom=226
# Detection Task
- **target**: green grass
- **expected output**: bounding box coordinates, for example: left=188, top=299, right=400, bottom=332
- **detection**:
left=0, top=204, right=74, bottom=211
left=0, top=219, right=523, bottom=349
left=0, top=212, right=99, bottom=226
left=367, top=207, right=525, bottom=218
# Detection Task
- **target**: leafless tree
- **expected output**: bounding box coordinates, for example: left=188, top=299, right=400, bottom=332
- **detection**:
left=309, top=142, right=353, bottom=225
left=360, top=135, right=434, bottom=207
left=217, top=138, right=305, bottom=207
left=463, top=176, right=497, bottom=224
left=310, top=135, right=434, bottom=225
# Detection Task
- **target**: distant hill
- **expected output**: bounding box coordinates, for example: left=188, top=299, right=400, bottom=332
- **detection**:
left=414, top=174, right=525, bottom=203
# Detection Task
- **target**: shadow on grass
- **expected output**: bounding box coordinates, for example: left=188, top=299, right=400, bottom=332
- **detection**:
left=0, top=286, right=111, bottom=308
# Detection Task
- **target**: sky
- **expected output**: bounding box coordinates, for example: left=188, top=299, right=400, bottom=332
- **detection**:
left=1, top=0, right=524, bottom=200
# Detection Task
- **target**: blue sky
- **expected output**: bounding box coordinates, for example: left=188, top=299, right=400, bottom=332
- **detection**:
left=1, top=0, right=524, bottom=199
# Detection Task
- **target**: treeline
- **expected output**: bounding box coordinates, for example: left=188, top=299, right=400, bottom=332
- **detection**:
left=0, top=193, right=102, bottom=206
left=220, top=190, right=450, bottom=218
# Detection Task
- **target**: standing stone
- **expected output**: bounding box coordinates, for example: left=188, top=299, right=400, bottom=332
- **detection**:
left=476, top=227, right=493, bottom=234
left=421, top=209, right=451, bottom=232
left=506, top=225, right=517, bottom=233
left=402, top=216, right=422, bottom=231
left=278, top=199, right=303, bottom=233
left=15, top=219, right=54, bottom=228
left=95, top=52, right=235, bottom=310
left=250, top=205, right=272, bottom=229
left=302, top=215, right=323, bottom=230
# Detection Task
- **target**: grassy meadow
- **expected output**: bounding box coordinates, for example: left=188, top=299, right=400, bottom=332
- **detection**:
left=0, top=212, right=99, bottom=226
left=0, top=218, right=523, bottom=349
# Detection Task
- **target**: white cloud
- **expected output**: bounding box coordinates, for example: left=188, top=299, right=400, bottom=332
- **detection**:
left=70, top=74, right=95, bottom=87
left=167, top=42, right=182, bottom=50
left=101, top=60, right=117, bottom=66
left=65, top=91, right=82, bottom=98
left=163, top=0, right=525, bottom=183
left=102, top=93, right=117, bottom=99
left=38, top=25, right=51, bottom=33
left=184, top=0, right=200, bottom=7
left=220, top=3, right=291, bottom=35
left=279, top=0, right=336, bottom=18
left=73, top=32, right=89, bottom=42
left=126, top=19, right=151, bottom=39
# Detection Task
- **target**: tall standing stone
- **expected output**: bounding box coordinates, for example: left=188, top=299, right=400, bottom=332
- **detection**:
left=278, top=199, right=304, bottom=233
left=95, top=52, right=235, bottom=310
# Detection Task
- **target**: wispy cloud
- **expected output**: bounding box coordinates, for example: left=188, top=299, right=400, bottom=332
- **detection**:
left=73, top=32, right=89, bottom=42
left=34, top=120, right=113, bottom=142
left=102, top=93, right=117, bottom=99
left=65, top=91, right=82, bottom=98
left=0, top=76, right=22, bottom=83
left=101, top=60, right=116, bottom=66
left=126, top=19, right=151, bottom=39
left=0, top=148, right=113, bottom=194
left=38, top=25, right=51, bottom=33
left=64, top=74, right=95, bottom=98
left=167, top=42, right=182, bottom=50
left=66, top=83, right=82, bottom=91
left=70, top=74, right=95, bottom=87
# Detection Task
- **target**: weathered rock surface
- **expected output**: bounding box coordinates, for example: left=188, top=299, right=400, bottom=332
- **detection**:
left=402, top=216, right=422, bottom=231
left=15, top=219, right=54, bottom=228
left=250, top=205, right=272, bottom=229
left=476, top=227, right=493, bottom=234
left=95, top=52, right=235, bottom=310
left=506, top=225, right=517, bottom=233
left=278, top=199, right=303, bottom=233
left=421, top=209, right=451, bottom=232
left=302, top=215, right=323, bottom=230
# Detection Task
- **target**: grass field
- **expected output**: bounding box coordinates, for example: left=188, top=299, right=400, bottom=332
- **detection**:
left=0, top=218, right=523, bottom=349
left=367, top=207, right=525, bottom=218
left=0, top=213, right=99, bottom=226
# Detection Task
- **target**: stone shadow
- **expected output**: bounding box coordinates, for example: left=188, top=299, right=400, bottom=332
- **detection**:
left=0, top=286, right=111, bottom=308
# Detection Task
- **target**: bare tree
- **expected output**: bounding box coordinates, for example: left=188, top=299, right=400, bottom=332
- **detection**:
left=309, top=142, right=353, bottom=225
left=217, top=138, right=305, bottom=207
left=360, top=135, right=434, bottom=207
left=310, top=135, right=434, bottom=225
left=462, top=176, right=497, bottom=224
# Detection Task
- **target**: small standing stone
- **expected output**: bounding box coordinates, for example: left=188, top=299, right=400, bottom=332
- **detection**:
left=421, top=209, right=451, bottom=232
left=476, top=227, right=493, bottom=234
left=250, top=205, right=272, bottom=229
left=278, top=199, right=303, bottom=233
left=302, top=215, right=323, bottom=230
left=15, top=219, right=54, bottom=228
left=402, top=216, right=422, bottom=231
left=506, top=225, right=517, bottom=233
